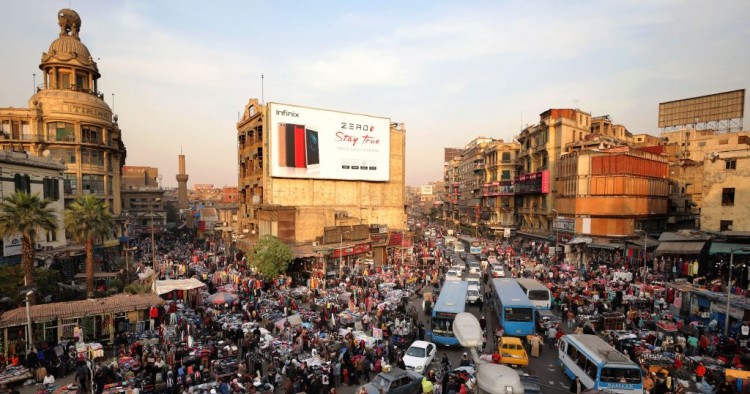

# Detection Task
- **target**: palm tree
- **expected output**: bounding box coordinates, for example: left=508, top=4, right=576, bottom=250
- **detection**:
left=0, top=192, right=58, bottom=294
left=65, top=194, right=114, bottom=298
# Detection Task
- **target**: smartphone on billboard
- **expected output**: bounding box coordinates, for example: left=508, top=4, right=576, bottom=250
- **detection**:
left=305, top=129, right=320, bottom=173
left=294, top=124, right=307, bottom=168
left=278, top=123, right=297, bottom=168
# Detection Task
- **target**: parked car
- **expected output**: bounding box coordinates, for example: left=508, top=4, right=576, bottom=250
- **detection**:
left=360, top=368, right=423, bottom=394
left=403, top=340, right=437, bottom=373
left=497, top=337, right=529, bottom=368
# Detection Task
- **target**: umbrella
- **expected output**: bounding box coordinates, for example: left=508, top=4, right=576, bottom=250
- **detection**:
left=207, top=292, right=238, bottom=305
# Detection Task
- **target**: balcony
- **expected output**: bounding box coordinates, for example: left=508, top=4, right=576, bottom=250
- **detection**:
left=473, top=161, right=485, bottom=172
left=37, top=84, right=105, bottom=99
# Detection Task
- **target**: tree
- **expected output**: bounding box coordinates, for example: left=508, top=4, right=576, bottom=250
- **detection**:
left=0, top=192, right=58, bottom=295
left=249, top=235, right=293, bottom=278
left=65, top=195, right=114, bottom=298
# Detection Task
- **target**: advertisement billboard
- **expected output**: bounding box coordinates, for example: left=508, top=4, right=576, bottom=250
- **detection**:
left=3, top=233, right=22, bottom=257
left=658, top=89, right=745, bottom=128
left=269, top=103, right=391, bottom=181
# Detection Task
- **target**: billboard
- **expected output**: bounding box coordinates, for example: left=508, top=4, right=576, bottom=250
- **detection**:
left=658, top=89, right=745, bottom=128
left=3, top=233, right=22, bottom=257
left=269, top=103, right=391, bottom=181
left=514, top=170, right=550, bottom=194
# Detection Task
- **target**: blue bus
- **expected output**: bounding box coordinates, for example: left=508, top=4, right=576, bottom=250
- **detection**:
left=431, top=280, right=469, bottom=346
left=459, top=236, right=483, bottom=255
left=490, top=278, right=535, bottom=337
left=558, top=334, right=643, bottom=394
left=515, top=278, right=552, bottom=310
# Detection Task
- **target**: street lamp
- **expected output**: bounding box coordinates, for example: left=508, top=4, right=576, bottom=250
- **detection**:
left=25, top=290, right=33, bottom=353
left=634, top=229, right=647, bottom=278
left=151, top=198, right=161, bottom=276
left=551, top=208, right=559, bottom=262
left=725, top=246, right=750, bottom=336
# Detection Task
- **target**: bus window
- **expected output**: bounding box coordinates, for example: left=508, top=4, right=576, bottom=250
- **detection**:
left=504, top=307, right=533, bottom=322
left=585, top=359, right=597, bottom=381
left=566, top=344, right=577, bottom=358
left=601, top=368, right=641, bottom=384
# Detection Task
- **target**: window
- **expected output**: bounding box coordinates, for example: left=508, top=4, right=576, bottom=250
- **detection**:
left=0, top=120, right=10, bottom=137
left=46, top=230, right=57, bottom=243
left=60, top=73, right=71, bottom=89
left=722, top=188, right=735, bottom=206
left=720, top=220, right=733, bottom=232
left=81, top=126, right=102, bottom=144
left=81, top=149, right=103, bottom=166
left=43, top=178, right=60, bottom=201
left=501, top=170, right=511, bottom=180
left=502, top=152, right=511, bottom=162
left=14, top=174, right=31, bottom=193
left=63, top=173, right=77, bottom=195
left=719, top=139, right=729, bottom=145
left=47, top=122, right=75, bottom=142
left=21, top=122, right=31, bottom=140
left=49, top=148, right=76, bottom=164
left=726, top=159, right=737, bottom=170
left=504, top=307, right=533, bottom=322
left=82, top=174, right=105, bottom=194
left=75, top=73, right=87, bottom=90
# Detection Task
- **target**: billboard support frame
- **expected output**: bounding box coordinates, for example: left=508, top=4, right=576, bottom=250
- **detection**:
left=658, top=89, right=745, bottom=133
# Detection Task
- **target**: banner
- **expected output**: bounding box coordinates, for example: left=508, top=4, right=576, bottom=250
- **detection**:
left=3, top=233, right=22, bottom=257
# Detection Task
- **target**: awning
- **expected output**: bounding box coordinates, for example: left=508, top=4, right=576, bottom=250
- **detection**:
left=587, top=242, right=621, bottom=250
left=155, top=278, right=206, bottom=295
left=709, top=243, right=750, bottom=256
left=292, top=244, right=316, bottom=258
left=516, top=231, right=554, bottom=242
left=654, top=242, right=706, bottom=255
left=567, top=237, right=592, bottom=245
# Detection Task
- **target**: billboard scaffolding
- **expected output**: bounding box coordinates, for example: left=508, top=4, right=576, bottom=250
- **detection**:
left=658, top=89, right=745, bottom=132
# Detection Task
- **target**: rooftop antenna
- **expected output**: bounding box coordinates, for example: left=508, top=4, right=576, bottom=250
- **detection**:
left=261, top=74, right=265, bottom=104
left=180, top=145, right=183, bottom=155
left=573, top=98, right=580, bottom=109
left=112, top=93, right=115, bottom=113
left=32, top=73, right=36, bottom=95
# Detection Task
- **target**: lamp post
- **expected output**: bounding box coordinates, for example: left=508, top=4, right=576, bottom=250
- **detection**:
left=25, top=289, right=33, bottom=353
left=726, top=247, right=750, bottom=336
left=151, top=198, right=161, bottom=276
left=551, top=208, right=559, bottom=262
left=634, top=229, right=647, bottom=278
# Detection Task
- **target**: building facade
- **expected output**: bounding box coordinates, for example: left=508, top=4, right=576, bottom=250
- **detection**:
left=236, top=99, right=406, bottom=257
left=482, top=140, right=520, bottom=235
left=701, top=149, right=750, bottom=232
left=122, top=166, right=159, bottom=189
left=0, top=9, right=126, bottom=214
left=0, top=151, right=67, bottom=264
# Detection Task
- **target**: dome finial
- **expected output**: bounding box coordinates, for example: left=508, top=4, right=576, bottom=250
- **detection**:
left=57, top=9, right=81, bottom=39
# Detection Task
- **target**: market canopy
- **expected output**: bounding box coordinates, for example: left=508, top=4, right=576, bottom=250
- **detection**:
left=155, top=278, right=206, bottom=295
left=709, top=243, right=750, bottom=256
left=0, top=293, right=164, bottom=329
left=567, top=237, right=592, bottom=245
left=654, top=242, right=705, bottom=255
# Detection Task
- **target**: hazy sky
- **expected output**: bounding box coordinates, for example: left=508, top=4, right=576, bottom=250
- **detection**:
left=1, top=1, right=748, bottom=187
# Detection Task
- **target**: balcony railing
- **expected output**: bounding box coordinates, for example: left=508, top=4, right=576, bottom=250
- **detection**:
left=37, top=84, right=105, bottom=99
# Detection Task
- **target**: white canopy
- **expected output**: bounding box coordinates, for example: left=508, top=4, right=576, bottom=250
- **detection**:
left=155, top=278, right=206, bottom=295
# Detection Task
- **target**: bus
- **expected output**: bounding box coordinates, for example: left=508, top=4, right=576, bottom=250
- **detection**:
left=558, top=334, right=643, bottom=394
left=459, top=236, right=483, bottom=255
left=430, top=280, right=469, bottom=346
left=490, top=278, right=535, bottom=337
left=515, top=278, right=552, bottom=310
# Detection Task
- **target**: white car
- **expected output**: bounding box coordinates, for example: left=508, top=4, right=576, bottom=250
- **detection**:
left=445, top=270, right=461, bottom=281
left=491, top=264, right=506, bottom=278
left=450, top=263, right=465, bottom=274
left=403, top=340, right=437, bottom=373
left=466, top=285, right=482, bottom=304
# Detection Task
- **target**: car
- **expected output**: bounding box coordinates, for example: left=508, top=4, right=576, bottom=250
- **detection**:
left=468, top=264, right=482, bottom=276
left=403, top=340, right=437, bottom=373
left=359, top=368, right=423, bottom=394
left=497, top=336, right=529, bottom=368
left=466, top=276, right=481, bottom=289
left=491, top=264, right=506, bottom=278
left=466, top=285, right=482, bottom=304
left=450, top=263, right=465, bottom=275
left=445, top=270, right=461, bottom=281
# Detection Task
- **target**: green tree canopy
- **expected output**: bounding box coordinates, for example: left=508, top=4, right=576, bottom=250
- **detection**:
left=249, top=235, right=293, bottom=278
left=0, top=192, right=58, bottom=290
left=65, top=195, right=115, bottom=298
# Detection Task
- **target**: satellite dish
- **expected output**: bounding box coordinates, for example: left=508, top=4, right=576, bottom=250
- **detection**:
left=42, top=149, right=50, bottom=157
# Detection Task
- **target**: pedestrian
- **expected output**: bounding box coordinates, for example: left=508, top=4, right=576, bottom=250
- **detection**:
left=695, top=361, right=706, bottom=384
left=547, top=325, right=558, bottom=349
left=529, top=334, right=542, bottom=358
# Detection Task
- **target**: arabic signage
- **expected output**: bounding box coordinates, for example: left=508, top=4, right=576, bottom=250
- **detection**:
left=514, top=170, right=550, bottom=195
left=331, top=242, right=372, bottom=258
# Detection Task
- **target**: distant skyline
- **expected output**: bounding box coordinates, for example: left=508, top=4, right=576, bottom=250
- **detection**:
left=1, top=1, right=748, bottom=187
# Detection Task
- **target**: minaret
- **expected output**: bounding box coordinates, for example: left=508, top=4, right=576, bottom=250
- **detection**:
left=176, top=154, right=189, bottom=210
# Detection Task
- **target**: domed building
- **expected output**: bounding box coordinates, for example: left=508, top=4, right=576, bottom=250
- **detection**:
left=0, top=8, right=126, bottom=214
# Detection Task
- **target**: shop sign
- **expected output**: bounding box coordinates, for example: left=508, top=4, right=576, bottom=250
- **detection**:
left=331, top=242, right=372, bottom=258
left=710, top=300, right=744, bottom=320
left=554, top=218, right=575, bottom=232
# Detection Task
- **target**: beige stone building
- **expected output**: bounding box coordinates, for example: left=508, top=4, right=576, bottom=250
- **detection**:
left=236, top=99, right=406, bottom=261
left=482, top=140, right=520, bottom=235
left=701, top=149, right=750, bottom=232
left=0, top=9, right=125, bottom=214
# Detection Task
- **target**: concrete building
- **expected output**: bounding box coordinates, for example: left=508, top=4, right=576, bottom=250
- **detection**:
left=236, top=99, right=406, bottom=265
left=456, top=138, right=494, bottom=229
left=122, top=166, right=159, bottom=189
left=701, top=149, right=750, bottom=232
left=0, top=151, right=67, bottom=264
left=121, top=189, right=166, bottom=236
left=515, top=109, right=592, bottom=239
left=0, top=9, right=126, bottom=213
left=482, top=140, right=520, bottom=236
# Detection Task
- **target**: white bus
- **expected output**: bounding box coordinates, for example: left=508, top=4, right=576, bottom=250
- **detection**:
left=558, top=334, right=643, bottom=394
left=515, top=278, right=552, bottom=310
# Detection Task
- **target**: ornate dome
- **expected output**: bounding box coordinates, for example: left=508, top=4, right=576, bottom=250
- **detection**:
left=40, top=9, right=99, bottom=75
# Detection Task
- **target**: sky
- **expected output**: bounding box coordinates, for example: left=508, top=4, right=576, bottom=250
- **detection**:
left=1, top=1, right=749, bottom=188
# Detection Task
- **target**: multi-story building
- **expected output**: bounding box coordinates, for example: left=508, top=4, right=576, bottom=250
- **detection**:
left=0, top=151, right=67, bottom=264
left=456, top=138, right=494, bottom=228
left=482, top=140, right=520, bottom=236
left=121, top=189, right=166, bottom=236
left=515, top=109, right=592, bottom=238
left=701, top=149, right=750, bottom=232
left=236, top=99, right=406, bottom=266
left=443, top=150, right=461, bottom=224
left=0, top=9, right=126, bottom=213
left=122, top=166, right=159, bottom=189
